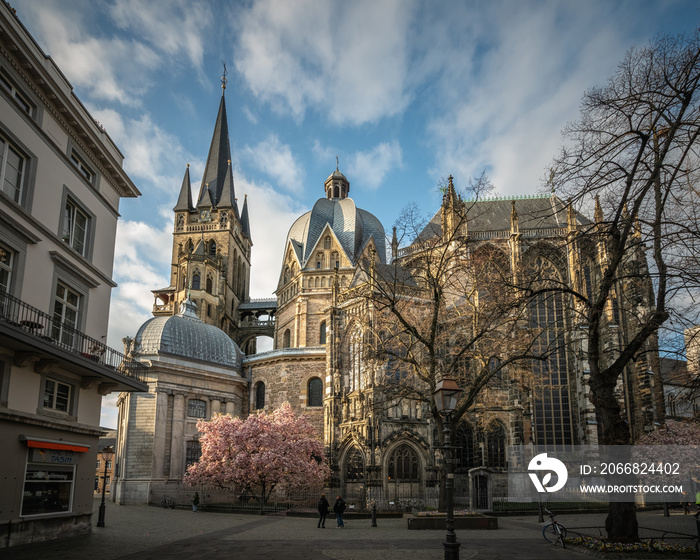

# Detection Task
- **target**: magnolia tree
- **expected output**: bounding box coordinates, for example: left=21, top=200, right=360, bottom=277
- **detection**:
left=185, top=402, right=330, bottom=503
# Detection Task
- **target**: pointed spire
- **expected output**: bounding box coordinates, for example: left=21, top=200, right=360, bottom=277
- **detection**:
left=240, top=194, right=251, bottom=239
left=594, top=195, right=604, bottom=224
left=197, top=94, right=232, bottom=208
left=217, top=159, right=237, bottom=213
left=567, top=201, right=576, bottom=231
left=510, top=200, right=519, bottom=234
left=174, top=164, right=194, bottom=212
left=198, top=184, right=214, bottom=209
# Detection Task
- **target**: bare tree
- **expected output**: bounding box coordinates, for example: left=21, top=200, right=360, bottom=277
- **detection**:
left=352, top=175, right=546, bottom=509
left=550, top=29, right=700, bottom=539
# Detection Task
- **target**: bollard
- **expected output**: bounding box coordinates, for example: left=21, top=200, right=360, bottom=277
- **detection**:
left=371, top=503, right=377, bottom=527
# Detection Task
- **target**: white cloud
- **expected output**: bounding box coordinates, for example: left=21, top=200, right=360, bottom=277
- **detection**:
left=233, top=0, right=414, bottom=125
left=236, top=176, right=306, bottom=298
left=242, top=135, right=305, bottom=193
left=108, top=0, right=212, bottom=74
left=91, top=108, right=193, bottom=192
left=348, top=141, right=403, bottom=191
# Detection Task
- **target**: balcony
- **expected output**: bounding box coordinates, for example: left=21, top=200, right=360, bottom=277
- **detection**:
left=0, top=292, right=147, bottom=392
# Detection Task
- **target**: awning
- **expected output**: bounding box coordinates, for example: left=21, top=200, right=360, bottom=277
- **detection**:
left=19, top=435, right=90, bottom=453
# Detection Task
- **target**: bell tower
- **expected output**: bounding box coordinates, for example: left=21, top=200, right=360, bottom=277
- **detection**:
left=151, top=74, right=252, bottom=345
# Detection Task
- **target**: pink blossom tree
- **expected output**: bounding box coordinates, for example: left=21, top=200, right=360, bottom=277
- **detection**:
left=185, top=402, right=330, bottom=503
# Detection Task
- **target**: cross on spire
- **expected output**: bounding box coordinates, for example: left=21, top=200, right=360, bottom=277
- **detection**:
left=221, top=61, right=228, bottom=91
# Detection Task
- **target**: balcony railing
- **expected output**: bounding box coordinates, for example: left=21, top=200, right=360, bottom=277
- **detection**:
left=0, top=292, right=146, bottom=383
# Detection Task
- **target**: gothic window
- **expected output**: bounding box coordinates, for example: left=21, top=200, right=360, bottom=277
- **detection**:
left=255, top=382, right=265, bottom=410
left=345, top=448, right=364, bottom=481
left=187, top=239, right=194, bottom=253
left=324, top=236, right=331, bottom=250
left=176, top=214, right=184, bottom=228
left=192, top=271, right=201, bottom=290
left=209, top=240, right=217, bottom=257
left=331, top=251, right=339, bottom=269
left=283, top=329, right=291, bottom=349
left=308, top=377, right=323, bottom=407
left=284, top=267, right=290, bottom=285
left=528, top=256, right=573, bottom=447
left=348, top=328, right=363, bottom=391
left=219, top=211, right=228, bottom=226
left=319, top=321, right=327, bottom=345
left=485, top=422, right=506, bottom=469
left=388, top=445, right=419, bottom=481
left=186, top=440, right=202, bottom=468
left=455, top=422, right=478, bottom=471
left=206, top=274, right=213, bottom=294
left=316, top=253, right=325, bottom=269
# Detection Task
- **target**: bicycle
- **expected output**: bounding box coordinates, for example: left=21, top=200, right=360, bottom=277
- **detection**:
left=542, top=508, right=566, bottom=547
left=160, top=496, right=175, bottom=509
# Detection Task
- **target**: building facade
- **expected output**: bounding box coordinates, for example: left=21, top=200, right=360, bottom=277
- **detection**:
left=117, top=84, right=665, bottom=511
left=0, top=3, right=146, bottom=547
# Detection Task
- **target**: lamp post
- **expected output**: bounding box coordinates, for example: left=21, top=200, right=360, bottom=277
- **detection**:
left=433, top=376, right=463, bottom=560
left=96, top=446, right=113, bottom=528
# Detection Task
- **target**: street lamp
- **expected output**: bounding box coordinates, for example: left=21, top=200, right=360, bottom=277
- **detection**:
left=433, top=376, right=463, bottom=560
left=96, top=446, right=113, bottom=528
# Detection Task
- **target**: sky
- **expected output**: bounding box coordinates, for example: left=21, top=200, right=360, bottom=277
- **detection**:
left=10, top=0, right=700, bottom=428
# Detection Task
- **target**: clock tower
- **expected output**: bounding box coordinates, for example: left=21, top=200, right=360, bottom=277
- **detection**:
left=151, top=87, right=253, bottom=349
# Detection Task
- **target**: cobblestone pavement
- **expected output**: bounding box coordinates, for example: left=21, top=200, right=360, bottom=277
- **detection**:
left=3, top=499, right=699, bottom=560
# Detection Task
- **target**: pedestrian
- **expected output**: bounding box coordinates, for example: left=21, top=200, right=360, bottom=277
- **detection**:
left=317, top=493, right=329, bottom=528
left=333, top=495, right=346, bottom=528
left=192, top=492, right=199, bottom=512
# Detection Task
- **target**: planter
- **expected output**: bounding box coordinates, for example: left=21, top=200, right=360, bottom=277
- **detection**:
left=404, top=514, right=498, bottom=530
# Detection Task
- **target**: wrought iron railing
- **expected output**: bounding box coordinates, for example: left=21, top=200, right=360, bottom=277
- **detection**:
left=0, top=292, right=146, bottom=383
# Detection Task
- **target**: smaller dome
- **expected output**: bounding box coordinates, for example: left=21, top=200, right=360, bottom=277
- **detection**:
left=134, top=299, right=242, bottom=370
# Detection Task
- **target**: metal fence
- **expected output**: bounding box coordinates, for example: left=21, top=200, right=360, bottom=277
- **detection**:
left=0, top=292, right=146, bottom=382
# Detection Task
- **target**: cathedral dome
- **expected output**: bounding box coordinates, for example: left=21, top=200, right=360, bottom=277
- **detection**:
left=285, top=196, right=386, bottom=268
left=133, top=299, right=242, bottom=370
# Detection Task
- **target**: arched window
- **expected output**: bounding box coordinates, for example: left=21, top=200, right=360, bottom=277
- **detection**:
left=486, top=422, right=507, bottom=469
left=192, top=271, right=201, bottom=290
left=388, top=444, right=419, bottom=481
left=455, top=422, right=478, bottom=471
left=345, top=447, right=364, bottom=481
left=219, top=211, right=228, bottom=226
left=324, top=236, right=331, bottom=250
left=331, top=251, right=339, bottom=269
left=207, top=303, right=212, bottom=317
left=319, top=321, right=327, bottom=345
left=187, top=239, right=194, bottom=253
left=283, top=329, right=291, bottom=349
left=209, top=239, right=217, bottom=257
left=283, top=267, right=290, bottom=285
left=206, top=275, right=213, bottom=294
left=308, top=377, right=323, bottom=407
left=316, top=253, right=325, bottom=269
left=255, top=382, right=265, bottom=410
left=528, top=256, right=573, bottom=447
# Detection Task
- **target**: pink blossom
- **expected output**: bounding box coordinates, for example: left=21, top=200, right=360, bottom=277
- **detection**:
left=184, top=403, right=330, bottom=501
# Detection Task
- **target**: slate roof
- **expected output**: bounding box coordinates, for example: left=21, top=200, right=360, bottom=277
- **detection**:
left=416, top=195, right=592, bottom=243
left=196, top=94, right=234, bottom=208
left=134, top=299, right=243, bottom=370
left=284, top=197, right=386, bottom=269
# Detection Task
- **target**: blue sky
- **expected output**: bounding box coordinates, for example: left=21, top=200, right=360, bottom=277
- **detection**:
left=11, top=0, right=699, bottom=427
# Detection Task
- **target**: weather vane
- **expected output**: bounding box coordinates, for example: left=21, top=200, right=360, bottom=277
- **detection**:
left=221, top=61, right=228, bottom=91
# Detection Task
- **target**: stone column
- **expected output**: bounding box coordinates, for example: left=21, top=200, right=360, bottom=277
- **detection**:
left=225, top=400, right=236, bottom=416
left=153, top=391, right=169, bottom=479
left=169, top=393, right=186, bottom=480
left=211, top=399, right=221, bottom=416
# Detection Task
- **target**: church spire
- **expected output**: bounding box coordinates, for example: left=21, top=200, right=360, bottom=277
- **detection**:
left=197, top=92, right=232, bottom=208
left=173, top=164, right=194, bottom=212
left=217, top=159, right=238, bottom=216
left=240, top=194, right=251, bottom=240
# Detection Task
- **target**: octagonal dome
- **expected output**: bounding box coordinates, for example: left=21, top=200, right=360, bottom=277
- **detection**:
left=133, top=299, right=242, bottom=370
left=285, top=197, right=386, bottom=269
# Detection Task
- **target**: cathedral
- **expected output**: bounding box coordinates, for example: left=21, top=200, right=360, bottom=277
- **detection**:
left=113, top=88, right=664, bottom=509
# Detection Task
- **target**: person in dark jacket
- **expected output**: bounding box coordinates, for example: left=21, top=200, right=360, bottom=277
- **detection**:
left=317, top=494, right=329, bottom=528
left=333, top=495, right=346, bottom=528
